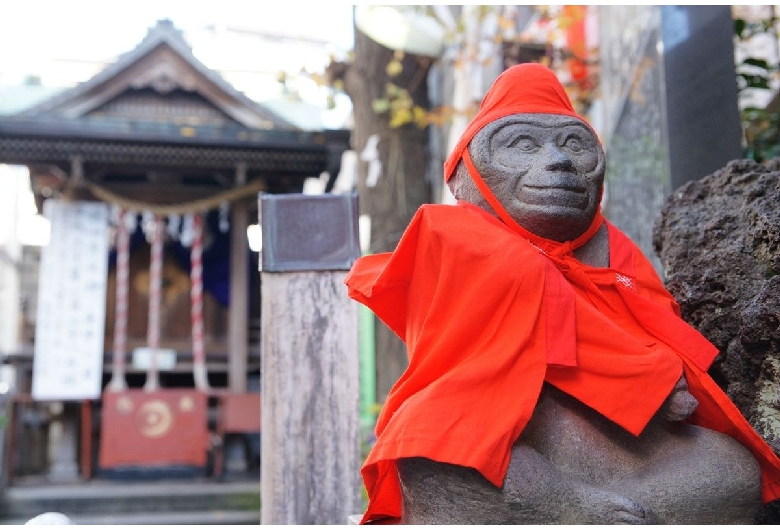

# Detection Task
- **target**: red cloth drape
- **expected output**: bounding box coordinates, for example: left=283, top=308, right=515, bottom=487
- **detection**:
left=346, top=203, right=780, bottom=523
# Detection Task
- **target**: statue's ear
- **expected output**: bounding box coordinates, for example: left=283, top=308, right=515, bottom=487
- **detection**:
left=467, top=122, right=498, bottom=173
left=449, top=159, right=494, bottom=214
left=448, top=159, right=477, bottom=201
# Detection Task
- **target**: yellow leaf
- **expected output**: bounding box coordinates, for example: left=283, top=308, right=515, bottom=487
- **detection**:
left=413, top=106, right=428, bottom=127
left=498, top=15, right=514, bottom=31
left=372, top=99, right=390, bottom=114
left=386, top=60, right=403, bottom=78
left=389, top=108, right=412, bottom=128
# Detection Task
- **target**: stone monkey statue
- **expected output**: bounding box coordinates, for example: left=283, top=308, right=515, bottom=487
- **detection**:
left=345, top=64, right=780, bottom=524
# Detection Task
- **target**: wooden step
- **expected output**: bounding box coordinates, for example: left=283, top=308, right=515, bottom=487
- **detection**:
left=0, top=476, right=260, bottom=523
left=5, top=509, right=260, bottom=525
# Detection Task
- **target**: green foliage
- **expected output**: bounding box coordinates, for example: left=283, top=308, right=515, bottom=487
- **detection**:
left=735, top=16, right=778, bottom=40
left=734, top=16, right=780, bottom=162
left=359, top=402, right=382, bottom=511
left=741, top=107, right=780, bottom=162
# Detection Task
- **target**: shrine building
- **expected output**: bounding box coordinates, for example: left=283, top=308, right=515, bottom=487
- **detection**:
left=0, top=19, right=350, bottom=521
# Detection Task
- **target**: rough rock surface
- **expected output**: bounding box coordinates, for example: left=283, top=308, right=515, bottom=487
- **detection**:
left=653, top=158, right=780, bottom=523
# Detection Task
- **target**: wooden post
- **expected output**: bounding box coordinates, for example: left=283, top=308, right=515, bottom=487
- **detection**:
left=80, top=400, right=92, bottom=480
left=260, top=193, right=361, bottom=525
left=229, top=163, right=249, bottom=393
left=80, top=399, right=92, bottom=481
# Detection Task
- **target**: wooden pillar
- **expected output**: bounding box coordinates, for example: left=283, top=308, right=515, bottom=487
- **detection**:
left=260, top=193, right=361, bottom=525
left=229, top=163, right=249, bottom=393
left=80, top=400, right=92, bottom=480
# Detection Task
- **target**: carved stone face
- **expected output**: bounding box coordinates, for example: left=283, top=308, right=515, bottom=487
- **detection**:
left=467, top=114, right=606, bottom=242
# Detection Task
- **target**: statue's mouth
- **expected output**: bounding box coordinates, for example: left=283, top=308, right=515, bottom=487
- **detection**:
left=521, top=183, right=588, bottom=210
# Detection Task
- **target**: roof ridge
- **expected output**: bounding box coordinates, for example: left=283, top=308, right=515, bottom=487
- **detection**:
left=14, top=19, right=297, bottom=131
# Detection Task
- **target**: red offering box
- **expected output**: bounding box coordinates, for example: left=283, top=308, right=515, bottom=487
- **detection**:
left=99, top=389, right=209, bottom=469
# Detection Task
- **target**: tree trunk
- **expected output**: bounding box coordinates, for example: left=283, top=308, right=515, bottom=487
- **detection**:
left=343, top=27, right=433, bottom=403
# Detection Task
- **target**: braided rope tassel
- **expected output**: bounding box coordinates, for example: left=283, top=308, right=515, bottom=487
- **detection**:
left=190, top=213, right=210, bottom=392
left=107, top=209, right=131, bottom=392
left=144, top=214, right=164, bottom=392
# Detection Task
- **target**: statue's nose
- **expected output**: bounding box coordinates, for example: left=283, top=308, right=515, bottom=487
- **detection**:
left=544, top=145, right=576, bottom=172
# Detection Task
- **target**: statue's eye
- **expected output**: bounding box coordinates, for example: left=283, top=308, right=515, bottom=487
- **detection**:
left=564, top=136, right=584, bottom=152
left=511, top=137, right=537, bottom=151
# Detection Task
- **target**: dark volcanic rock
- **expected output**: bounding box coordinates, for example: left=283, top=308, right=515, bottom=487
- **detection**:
left=653, top=158, right=780, bottom=522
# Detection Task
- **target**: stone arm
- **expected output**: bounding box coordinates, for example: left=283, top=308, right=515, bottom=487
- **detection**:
left=397, top=439, right=655, bottom=525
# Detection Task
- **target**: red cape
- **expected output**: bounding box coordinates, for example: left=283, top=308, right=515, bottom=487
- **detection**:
left=345, top=202, right=780, bottom=523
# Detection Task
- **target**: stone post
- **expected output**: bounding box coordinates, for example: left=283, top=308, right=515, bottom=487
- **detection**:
left=260, top=193, right=362, bottom=525
left=598, top=5, right=743, bottom=274
left=47, top=402, right=79, bottom=482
